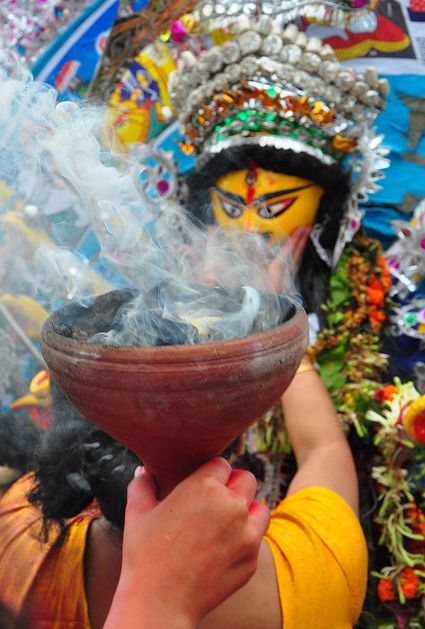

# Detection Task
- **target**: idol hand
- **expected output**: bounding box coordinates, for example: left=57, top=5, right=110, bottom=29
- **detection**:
left=267, top=226, right=311, bottom=294
left=105, top=458, right=270, bottom=629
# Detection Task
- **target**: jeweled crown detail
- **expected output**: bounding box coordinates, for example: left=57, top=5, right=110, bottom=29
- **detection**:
left=170, top=18, right=388, bottom=166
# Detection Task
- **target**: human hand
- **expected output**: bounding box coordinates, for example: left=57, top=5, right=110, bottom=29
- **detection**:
left=267, top=226, right=311, bottom=294
left=105, top=458, right=270, bottom=629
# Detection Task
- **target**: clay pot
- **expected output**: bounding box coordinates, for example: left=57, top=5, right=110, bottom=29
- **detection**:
left=42, top=302, right=308, bottom=496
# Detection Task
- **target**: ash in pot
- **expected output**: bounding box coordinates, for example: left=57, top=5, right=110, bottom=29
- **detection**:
left=54, top=284, right=295, bottom=347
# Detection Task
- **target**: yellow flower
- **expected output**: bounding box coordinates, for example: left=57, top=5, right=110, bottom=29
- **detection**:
left=403, top=396, right=425, bottom=445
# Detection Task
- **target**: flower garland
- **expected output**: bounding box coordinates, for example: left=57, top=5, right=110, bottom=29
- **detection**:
left=312, top=234, right=425, bottom=626
left=312, top=235, right=389, bottom=435
left=367, top=380, right=425, bottom=614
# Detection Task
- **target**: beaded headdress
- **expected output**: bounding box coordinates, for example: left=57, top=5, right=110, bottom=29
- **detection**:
left=194, top=1, right=378, bottom=33
left=169, top=16, right=390, bottom=265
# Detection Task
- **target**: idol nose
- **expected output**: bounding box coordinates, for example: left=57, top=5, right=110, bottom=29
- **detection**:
left=243, top=216, right=256, bottom=231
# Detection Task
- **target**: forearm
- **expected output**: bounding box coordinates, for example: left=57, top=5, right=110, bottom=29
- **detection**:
left=281, top=364, right=346, bottom=464
left=281, top=362, right=359, bottom=514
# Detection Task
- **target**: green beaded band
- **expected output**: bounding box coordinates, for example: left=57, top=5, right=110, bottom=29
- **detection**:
left=203, top=109, right=339, bottom=161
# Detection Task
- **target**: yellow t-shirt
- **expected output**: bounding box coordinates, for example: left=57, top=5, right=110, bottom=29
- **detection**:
left=0, top=477, right=366, bottom=628
left=265, top=486, right=368, bottom=628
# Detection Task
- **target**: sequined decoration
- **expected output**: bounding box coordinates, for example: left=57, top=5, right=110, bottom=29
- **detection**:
left=0, top=1, right=93, bottom=67
left=128, top=144, right=178, bottom=203
left=385, top=200, right=425, bottom=299
left=391, top=298, right=425, bottom=341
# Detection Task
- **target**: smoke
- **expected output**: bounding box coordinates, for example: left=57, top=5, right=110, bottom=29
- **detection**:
left=0, top=54, right=299, bottom=348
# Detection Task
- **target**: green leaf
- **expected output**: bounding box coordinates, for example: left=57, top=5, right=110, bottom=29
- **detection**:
left=328, top=256, right=351, bottom=309
left=327, top=311, right=345, bottom=326
left=318, top=342, right=348, bottom=393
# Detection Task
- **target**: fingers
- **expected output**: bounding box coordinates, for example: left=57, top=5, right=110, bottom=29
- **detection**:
left=288, top=226, right=311, bottom=266
left=126, top=466, right=159, bottom=515
left=226, top=469, right=258, bottom=506
left=248, top=502, right=271, bottom=537
left=191, top=456, right=233, bottom=486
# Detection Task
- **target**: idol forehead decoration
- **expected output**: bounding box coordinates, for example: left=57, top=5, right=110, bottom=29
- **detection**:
left=169, top=17, right=390, bottom=266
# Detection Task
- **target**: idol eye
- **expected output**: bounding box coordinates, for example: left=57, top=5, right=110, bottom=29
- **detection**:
left=258, top=202, right=284, bottom=219
left=221, top=198, right=243, bottom=219
left=258, top=199, right=294, bottom=219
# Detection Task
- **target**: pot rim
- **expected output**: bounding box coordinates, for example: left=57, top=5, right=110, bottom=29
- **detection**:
left=41, top=299, right=308, bottom=364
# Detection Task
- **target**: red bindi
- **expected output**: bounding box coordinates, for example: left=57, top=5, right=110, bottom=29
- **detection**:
left=245, top=160, right=258, bottom=206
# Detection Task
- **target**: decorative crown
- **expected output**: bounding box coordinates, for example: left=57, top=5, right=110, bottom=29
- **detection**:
left=194, top=1, right=377, bottom=31
left=169, top=18, right=389, bottom=169
left=169, top=16, right=391, bottom=267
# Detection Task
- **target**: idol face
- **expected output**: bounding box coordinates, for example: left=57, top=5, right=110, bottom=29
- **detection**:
left=211, top=165, right=324, bottom=244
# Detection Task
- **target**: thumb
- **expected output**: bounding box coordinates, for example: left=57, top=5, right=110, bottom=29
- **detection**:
left=183, top=457, right=233, bottom=487
left=126, top=466, right=159, bottom=516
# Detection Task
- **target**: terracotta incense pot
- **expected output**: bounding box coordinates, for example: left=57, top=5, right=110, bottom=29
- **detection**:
left=41, top=296, right=308, bottom=497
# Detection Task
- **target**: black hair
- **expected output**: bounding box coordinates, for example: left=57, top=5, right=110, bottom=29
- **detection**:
left=186, top=146, right=352, bottom=313
left=0, top=409, right=42, bottom=473
left=28, top=382, right=140, bottom=530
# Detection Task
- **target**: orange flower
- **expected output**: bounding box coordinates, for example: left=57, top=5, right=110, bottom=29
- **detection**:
left=399, top=568, right=419, bottom=600
left=377, top=578, right=396, bottom=602
left=369, top=277, right=382, bottom=290
left=375, top=384, right=397, bottom=402
left=367, top=277, right=386, bottom=311
left=367, top=287, right=385, bottom=307
left=377, top=254, right=392, bottom=289
left=369, top=308, right=386, bottom=332
left=369, top=308, right=385, bottom=322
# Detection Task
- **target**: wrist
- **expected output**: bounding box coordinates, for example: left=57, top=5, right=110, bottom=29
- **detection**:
left=107, top=579, right=196, bottom=629
left=295, top=352, right=318, bottom=376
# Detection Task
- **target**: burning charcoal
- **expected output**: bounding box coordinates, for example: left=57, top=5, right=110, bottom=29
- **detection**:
left=52, top=286, right=294, bottom=348
left=53, top=289, right=136, bottom=342
left=152, top=315, right=200, bottom=346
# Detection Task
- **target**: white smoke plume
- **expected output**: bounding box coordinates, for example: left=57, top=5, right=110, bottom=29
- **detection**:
left=0, top=54, right=298, bottom=347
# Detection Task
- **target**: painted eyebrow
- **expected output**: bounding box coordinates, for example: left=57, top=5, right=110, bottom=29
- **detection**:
left=214, top=187, right=245, bottom=205
left=214, top=183, right=314, bottom=205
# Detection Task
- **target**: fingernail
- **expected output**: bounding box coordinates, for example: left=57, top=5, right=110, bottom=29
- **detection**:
left=134, top=466, right=145, bottom=478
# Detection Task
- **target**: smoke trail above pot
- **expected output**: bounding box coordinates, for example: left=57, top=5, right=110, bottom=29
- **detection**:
left=0, top=54, right=299, bottom=347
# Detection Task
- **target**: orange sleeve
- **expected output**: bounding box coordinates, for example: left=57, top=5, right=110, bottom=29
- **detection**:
left=0, top=474, right=95, bottom=627
left=0, top=474, right=61, bottom=616
left=264, top=486, right=368, bottom=629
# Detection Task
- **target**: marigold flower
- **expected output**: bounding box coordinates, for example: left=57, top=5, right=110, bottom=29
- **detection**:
left=369, top=308, right=386, bottom=332
left=370, top=309, right=386, bottom=322
left=367, top=277, right=386, bottom=308
left=377, top=577, right=396, bottom=602
left=367, top=287, right=385, bottom=307
left=399, top=568, right=419, bottom=600
left=369, top=277, right=383, bottom=291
